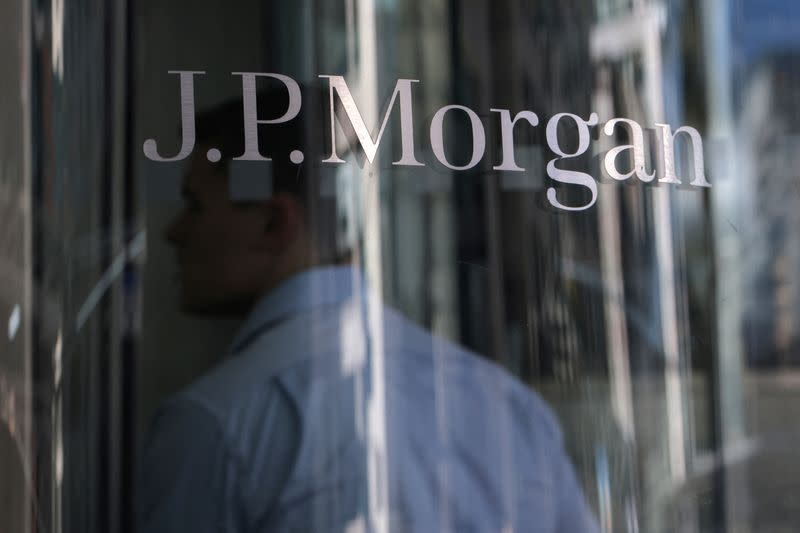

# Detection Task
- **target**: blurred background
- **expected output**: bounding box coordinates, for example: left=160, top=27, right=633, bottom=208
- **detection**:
left=3, top=0, right=800, bottom=531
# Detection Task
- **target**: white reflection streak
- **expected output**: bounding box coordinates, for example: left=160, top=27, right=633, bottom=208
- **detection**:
left=340, top=301, right=367, bottom=439
left=53, top=330, right=62, bottom=387
left=51, top=0, right=64, bottom=79
left=346, top=516, right=367, bottom=533
left=593, top=69, right=636, bottom=444
left=7, top=304, right=21, bottom=340
left=75, top=230, right=146, bottom=332
left=353, top=0, right=389, bottom=531
left=591, top=0, right=687, bottom=484
left=643, top=16, right=687, bottom=482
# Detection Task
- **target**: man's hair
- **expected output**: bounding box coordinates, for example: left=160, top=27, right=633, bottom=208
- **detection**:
left=195, top=83, right=347, bottom=263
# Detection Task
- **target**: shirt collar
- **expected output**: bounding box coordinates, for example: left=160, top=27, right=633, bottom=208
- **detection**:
left=229, top=265, right=365, bottom=354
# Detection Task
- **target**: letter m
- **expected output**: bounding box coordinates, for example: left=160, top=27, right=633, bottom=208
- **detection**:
left=318, top=76, right=423, bottom=166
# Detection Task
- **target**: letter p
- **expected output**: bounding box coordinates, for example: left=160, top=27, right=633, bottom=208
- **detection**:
left=231, top=72, right=302, bottom=161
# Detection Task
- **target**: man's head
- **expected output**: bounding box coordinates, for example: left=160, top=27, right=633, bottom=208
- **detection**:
left=165, top=85, right=342, bottom=316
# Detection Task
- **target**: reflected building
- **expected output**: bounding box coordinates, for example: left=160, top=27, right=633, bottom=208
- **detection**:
left=740, top=53, right=800, bottom=366
left=4, top=0, right=800, bottom=532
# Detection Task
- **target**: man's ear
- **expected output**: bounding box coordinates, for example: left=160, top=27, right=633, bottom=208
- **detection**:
left=254, top=193, right=306, bottom=253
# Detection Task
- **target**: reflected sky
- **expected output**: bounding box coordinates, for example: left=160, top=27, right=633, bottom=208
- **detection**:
left=737, top=0, right=800, bottom=63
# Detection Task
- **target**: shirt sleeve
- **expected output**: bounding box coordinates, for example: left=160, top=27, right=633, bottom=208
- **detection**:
left=553, top=446, right=601, bottom=533
left=137, top=397, right=235, bottom=533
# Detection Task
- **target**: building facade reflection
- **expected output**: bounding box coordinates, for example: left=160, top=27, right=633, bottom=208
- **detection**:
left=3, top=0, right=800, bottom=532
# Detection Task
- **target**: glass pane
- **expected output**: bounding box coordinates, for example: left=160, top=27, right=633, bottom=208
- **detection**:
left=6, top=0, right=800, bottom=532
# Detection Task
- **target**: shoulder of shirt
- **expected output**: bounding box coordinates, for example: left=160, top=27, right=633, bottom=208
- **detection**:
left=164, top=300, right=562, bottom=445
left=380, top=305, right=565, bottom=444
left=159, top=338, right=304, bottom=447
left=175, top=306, right=346, bottom=404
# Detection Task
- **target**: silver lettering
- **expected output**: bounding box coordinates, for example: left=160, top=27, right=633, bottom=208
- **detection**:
left=143, top=70, right=205, bottom=162
left=603, top=118, right=655, bottom=182
left=231, top=72, right=302, bottom=161
left=545, top=112, right=599, bottom=211
left=655, top=123, right=710, bottom=187
left=430, top=105, right=486, bottom=171
left=319, top=76, right=423, bottom=166
left=490, top=109, right=539, bottom=171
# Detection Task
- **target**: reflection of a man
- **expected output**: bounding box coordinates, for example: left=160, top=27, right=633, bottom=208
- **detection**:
left=138, top=85, right=599, bottom=533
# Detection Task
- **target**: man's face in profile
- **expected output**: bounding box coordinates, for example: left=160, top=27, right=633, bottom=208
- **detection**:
left=165, top=144, right=270, bottom=315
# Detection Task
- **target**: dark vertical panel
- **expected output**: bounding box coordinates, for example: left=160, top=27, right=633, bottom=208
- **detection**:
left=27, top=0, right=133, bottom=531
left=0, top=0, right=32, bottom=531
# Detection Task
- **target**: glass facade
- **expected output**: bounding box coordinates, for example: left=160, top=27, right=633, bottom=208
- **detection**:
left=3, top=0, right=800, bottom=531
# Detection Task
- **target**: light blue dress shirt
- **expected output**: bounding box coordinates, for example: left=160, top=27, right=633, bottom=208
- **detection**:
left=138, top=266, right=599, bottom=533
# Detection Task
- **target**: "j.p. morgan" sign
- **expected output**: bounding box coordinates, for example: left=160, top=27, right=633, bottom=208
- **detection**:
left=143, top=71, right=711, bottom=212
